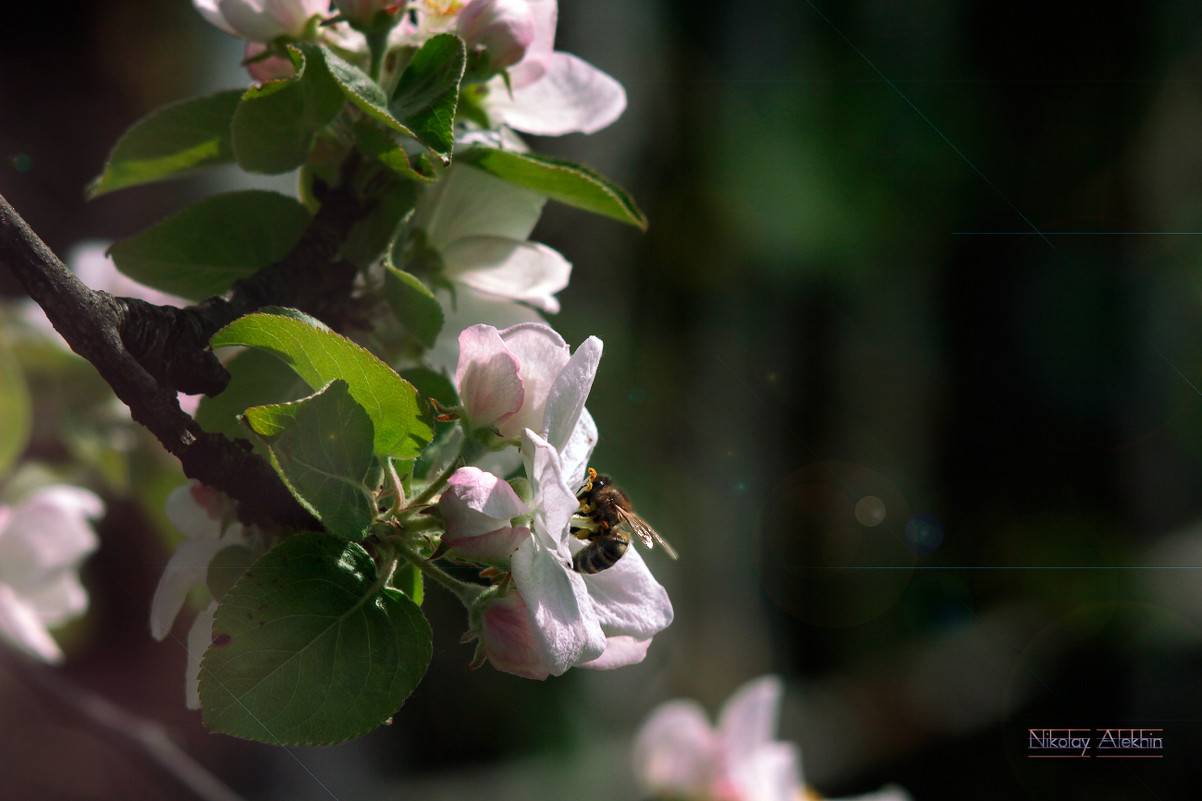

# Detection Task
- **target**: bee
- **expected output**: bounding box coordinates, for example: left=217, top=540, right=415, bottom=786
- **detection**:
left=570, top=468, right=678, bottom=574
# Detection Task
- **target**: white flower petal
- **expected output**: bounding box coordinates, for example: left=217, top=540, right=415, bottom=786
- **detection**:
left=558, top=406, right=597, bottom=488
left=456, top=324, right=525, bottom=428
left=541, top=334, right=600, bottom=453
left=497, top=323, right=570, bottom=438
left=506, top=0, right=557, bottom=88
left=577, top=634, right=650, bottom=670
left=444, top=236, right=571, bottom=312
left=731, top=742, right=801, bottom=801
left=24, top=571, right=90, bottom=627
left=579, top=545, right=672, bottom=638
left=510, top=537, right=604, bottom=674
left=427, top=287, right=544, bottom=376
left=487, top=52, right=626, bottom=135
left=0, top=583, right=66, bottom=663
left=521, top=429, right=577, bottom=549
left=632, top=699, right=720, bottom=799
left=149, top=537, right=227, bottom=641
left=164, top=482, right=224, bottom=540
left=193, top=0, right=238, bottom=35
left=417, top=165, right=546, bottom=246
left=185, top=602, right=218, bottom=710
left=719, top=676, right=786, bottom=770
left=0, top=486, right=101, bottom=581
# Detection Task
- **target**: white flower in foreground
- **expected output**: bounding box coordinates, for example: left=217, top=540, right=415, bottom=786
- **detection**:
left=633, top=676, right=912, bottom=801
left=0, top=486, right=103, bottom=663
left=460, top=431, right=673, bottom=678
left=149, top=482, right=261, bottom=708
left=194, top=0, right=328, bottom=42
left=454, top=322, right=599, bottom=479
left=458, top=0, right=536, bottom=69
left=416, top=164, right=571, bottom=314
left=508, top=429, right=672, bottom=674
left=478, top=0, right=626, bottom=135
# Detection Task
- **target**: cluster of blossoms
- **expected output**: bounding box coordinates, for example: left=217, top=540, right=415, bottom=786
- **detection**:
left=139, top=0, right=671, bottom=706
left=633, top=676, right=912, bottom=801
left=0, top=485, right=103, bottom=664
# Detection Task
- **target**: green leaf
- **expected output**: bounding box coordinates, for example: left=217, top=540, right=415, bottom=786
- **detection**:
left=195, top=348, right=309, bottom=444
left=0, top=328, right=31, bottom=475
left=244, top=380, right=378, bottom=540
left=207, top=544, right=259, bottom=602
left=391, top=33, right=466, bottom=159
left=392, top=564, right=423, bottom=605
left=340, top=176, right=417, bottom=270
left=107, top=191, right=311, bottom=300
left=383, top=266, right=443, bottom=349
left=200, top=531, right=432, bottom=745
left=352, top=122, right=435, bottom=182
left=316, top=45, right=415, bottom=137
left=231, top=45, right=346, bottom=174
left=87, top=90, right=243, bottom=198
left=401, top=366, right=459, bottom=409
left=459, top=147, right=648, bottom=229
left=211, top=311, right=435, bottom=459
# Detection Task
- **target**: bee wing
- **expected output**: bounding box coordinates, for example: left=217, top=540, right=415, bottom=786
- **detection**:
left=617, top=508, right=679, bottom=560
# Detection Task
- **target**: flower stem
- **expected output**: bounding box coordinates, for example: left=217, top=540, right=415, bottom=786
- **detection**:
left=392, top=539, right=485, bottom=606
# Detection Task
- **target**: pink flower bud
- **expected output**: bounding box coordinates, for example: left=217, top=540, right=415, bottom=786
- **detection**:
left=457, top=0, right=536, bottom=69
left=472, top=589, right=553, bottom=679
left=438, top=467, right=530, bottom=562
left=244, top=42, right=297, bottom=82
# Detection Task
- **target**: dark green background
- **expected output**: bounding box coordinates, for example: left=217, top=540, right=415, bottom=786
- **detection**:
left=4, top=1, right=1202, bottom=799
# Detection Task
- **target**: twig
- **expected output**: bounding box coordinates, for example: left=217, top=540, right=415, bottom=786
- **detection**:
left=1, top=646, right=249, bottom=801
left=0, top=192, right=319, bottom=528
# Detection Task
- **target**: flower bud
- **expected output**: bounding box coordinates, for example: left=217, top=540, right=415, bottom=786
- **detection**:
left=457, top=0, right=536, bottom=69
left=465, top=587, right=552, bottom=679
left=438, top=467, right=531, bottom=562
left=244, top=42, right=297, bottom=82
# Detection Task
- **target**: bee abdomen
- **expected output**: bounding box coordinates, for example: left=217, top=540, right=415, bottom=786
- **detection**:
left=572, top=536, right=629, bottom=574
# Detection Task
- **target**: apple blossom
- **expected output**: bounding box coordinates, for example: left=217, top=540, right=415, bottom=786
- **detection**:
left=0, top=485, right=103, bottom=664
left=244, top=41, right=298, bottom=81
left=413, top=164, right=571, bottom=318
left=455, top=321, right=598, bottom=445
left=149, top=482, right=262, bottom=708
left=438, top=466, right=530, bottom=561
left=633, top=676, right=912, bottom=801
left=466, top=587, right=553, bottom=679
left=458, top=0, right=536, bottom=69
left=193, top=0, right=328, bottom=43
left=475, top=0, right=626, bottom=135
left=500, top=429, right=672, bottom=676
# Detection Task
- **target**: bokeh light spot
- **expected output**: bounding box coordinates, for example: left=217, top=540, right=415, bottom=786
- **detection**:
left=10, top=153, right=33, bottom=172
left=855, top=495, right=886, bottom=527
left=905, top=513, right=944, bottom=554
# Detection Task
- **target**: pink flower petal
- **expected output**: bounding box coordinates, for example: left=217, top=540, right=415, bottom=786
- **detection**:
left=577, top=634, right=651, bottom=670
left=456, top=324, right=525, bottom=428
left=487, top=52, right=626, bottom=135
left=495, top=323, right=569, bottom=437
left=478, top=589, right=551, bottom=679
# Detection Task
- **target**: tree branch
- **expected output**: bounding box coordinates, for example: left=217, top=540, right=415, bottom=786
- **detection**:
left=0, top=191, right=337, bottom=529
